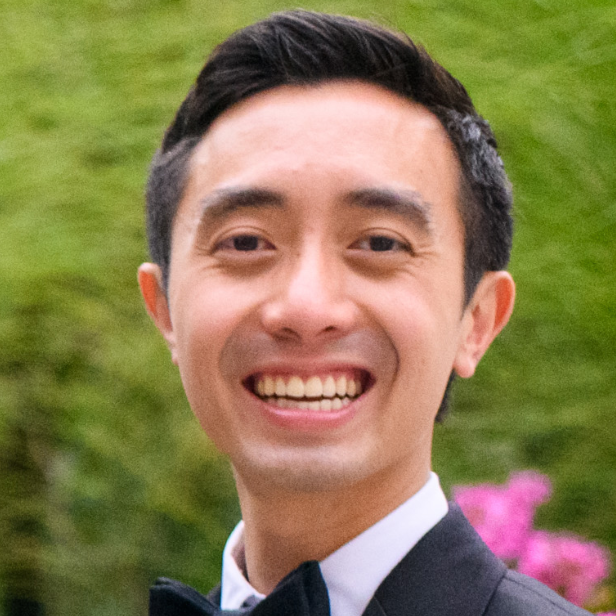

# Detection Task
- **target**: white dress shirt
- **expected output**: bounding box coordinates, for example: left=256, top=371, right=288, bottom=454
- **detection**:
left=220, top=472, right=448, bottom=616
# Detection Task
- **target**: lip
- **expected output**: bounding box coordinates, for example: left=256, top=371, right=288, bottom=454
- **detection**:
left=253, top=393, right=363, bottom=432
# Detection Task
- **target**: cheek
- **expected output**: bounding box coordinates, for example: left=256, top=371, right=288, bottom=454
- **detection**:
left=174, top=273, right=262, bottom=343
left=170, top=299, right=241, bottom=448
left=354, top=276, right=447, bottom=338
left=171, top=282, right=250, bottom=390
left=352, top=275, right=462, bottom=379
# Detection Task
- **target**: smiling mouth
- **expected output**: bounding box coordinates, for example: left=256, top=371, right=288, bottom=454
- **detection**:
left=244, top=371, right=372, bottom=411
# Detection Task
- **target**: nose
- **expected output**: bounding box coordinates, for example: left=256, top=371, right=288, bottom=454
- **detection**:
left=260, top=243, right=358, bottom=344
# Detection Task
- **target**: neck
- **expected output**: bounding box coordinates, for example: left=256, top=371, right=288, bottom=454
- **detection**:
left=233, top=462, right=430, bottom=595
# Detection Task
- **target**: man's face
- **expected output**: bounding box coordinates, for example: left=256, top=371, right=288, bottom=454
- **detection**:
left=142, top=82, right=504, bottom=495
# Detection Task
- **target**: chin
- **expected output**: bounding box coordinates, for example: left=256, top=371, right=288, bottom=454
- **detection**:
left=232, top=444, right=379, bottom=494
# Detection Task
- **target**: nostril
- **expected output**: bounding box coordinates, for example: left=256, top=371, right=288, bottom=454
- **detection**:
left=273, top=326, right=302, bottom=342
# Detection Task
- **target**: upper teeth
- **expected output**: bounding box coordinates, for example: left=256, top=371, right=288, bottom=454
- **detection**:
left=255, top=375, right=362, bottom=399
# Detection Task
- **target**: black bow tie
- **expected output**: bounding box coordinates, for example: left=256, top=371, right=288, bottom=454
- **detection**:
left=149, top=561, right=330, bottom=616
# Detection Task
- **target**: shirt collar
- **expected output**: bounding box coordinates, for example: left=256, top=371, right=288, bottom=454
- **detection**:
left=220, top=472, right=448, bottom=616
left=220, top=520, right=266, bottom=609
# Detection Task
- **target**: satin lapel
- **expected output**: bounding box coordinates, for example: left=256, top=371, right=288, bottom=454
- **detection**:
left=362, top=504, right=507, bottom=616
left=206, top=584, right=222, bottom=606
left=362, top=598, right=388, bottom=616
left=150, top=578, right=246, bottom=616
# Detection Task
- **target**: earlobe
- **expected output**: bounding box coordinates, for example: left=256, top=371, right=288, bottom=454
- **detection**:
left=138, top=263, right=178, bottom=364
left=453, top=271, right=515, bottom=379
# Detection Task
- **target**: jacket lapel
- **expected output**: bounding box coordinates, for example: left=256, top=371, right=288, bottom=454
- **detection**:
left=362, top=504, right=507, bottom=616
left=150, top=577, right=221, bottom=616
left=207, top=584, right=222, bottom=606
left=151, top=505, right=506, bottom=616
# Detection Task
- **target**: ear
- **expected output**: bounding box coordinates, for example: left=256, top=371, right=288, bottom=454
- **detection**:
left=138, top=263, right=178, bottom=365
left=453, top=271, right=515, bottom=379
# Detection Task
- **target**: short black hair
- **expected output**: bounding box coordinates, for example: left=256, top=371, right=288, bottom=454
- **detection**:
left=145, top=10, right=514, bottom=421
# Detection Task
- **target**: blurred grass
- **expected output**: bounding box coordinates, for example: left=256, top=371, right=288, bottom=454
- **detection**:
left=0, top=0, right=614, bottom=614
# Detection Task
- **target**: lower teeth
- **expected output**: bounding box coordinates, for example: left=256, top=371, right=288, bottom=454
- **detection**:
left=265, top=397, right=351, bottom=410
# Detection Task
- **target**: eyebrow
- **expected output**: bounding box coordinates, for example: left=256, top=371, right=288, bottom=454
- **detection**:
left=344, top=188, right=434, bottom=237
left=198, top=187, right=285, bottom=221
left=196, top=185, right=434, bottom=237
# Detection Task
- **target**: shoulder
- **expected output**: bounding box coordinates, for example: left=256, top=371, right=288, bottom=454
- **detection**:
left=485, top=570, right=593, bottom=616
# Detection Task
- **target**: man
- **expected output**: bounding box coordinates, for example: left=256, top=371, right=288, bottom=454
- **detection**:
left=138, top=10, right=590, bottom=616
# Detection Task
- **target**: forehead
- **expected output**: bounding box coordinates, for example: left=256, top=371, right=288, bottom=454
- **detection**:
left=178, top=81, right=462, bottom=232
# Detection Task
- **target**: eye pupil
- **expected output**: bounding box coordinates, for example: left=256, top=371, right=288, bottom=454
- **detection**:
left=233, top=235, right=259, bottom=251
left=369, top=236, right=396, bottom=251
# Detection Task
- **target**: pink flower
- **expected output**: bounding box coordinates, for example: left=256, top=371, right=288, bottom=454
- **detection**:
left=507, top=471, right=552, bottom=504
left=517, top=531, right=611, bottom=607
left=453, top=472, right=551, bottom=560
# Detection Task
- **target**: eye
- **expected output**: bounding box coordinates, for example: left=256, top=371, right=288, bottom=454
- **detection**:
left=216, top=234, right=274, bottom=252
left=368, top=236, right=396, bottom=251
left=351, top=234, right=410, bottom=253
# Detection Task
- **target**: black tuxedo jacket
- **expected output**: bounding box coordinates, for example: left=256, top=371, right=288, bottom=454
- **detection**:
left=150, top=504, right=592, bottom=616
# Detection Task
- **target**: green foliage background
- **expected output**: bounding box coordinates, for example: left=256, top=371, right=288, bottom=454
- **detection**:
left=0, top=0, right=614, bottom=614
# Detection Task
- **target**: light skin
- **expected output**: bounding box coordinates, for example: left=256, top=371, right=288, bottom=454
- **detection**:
left=139, top=81, right=515, bottom=594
